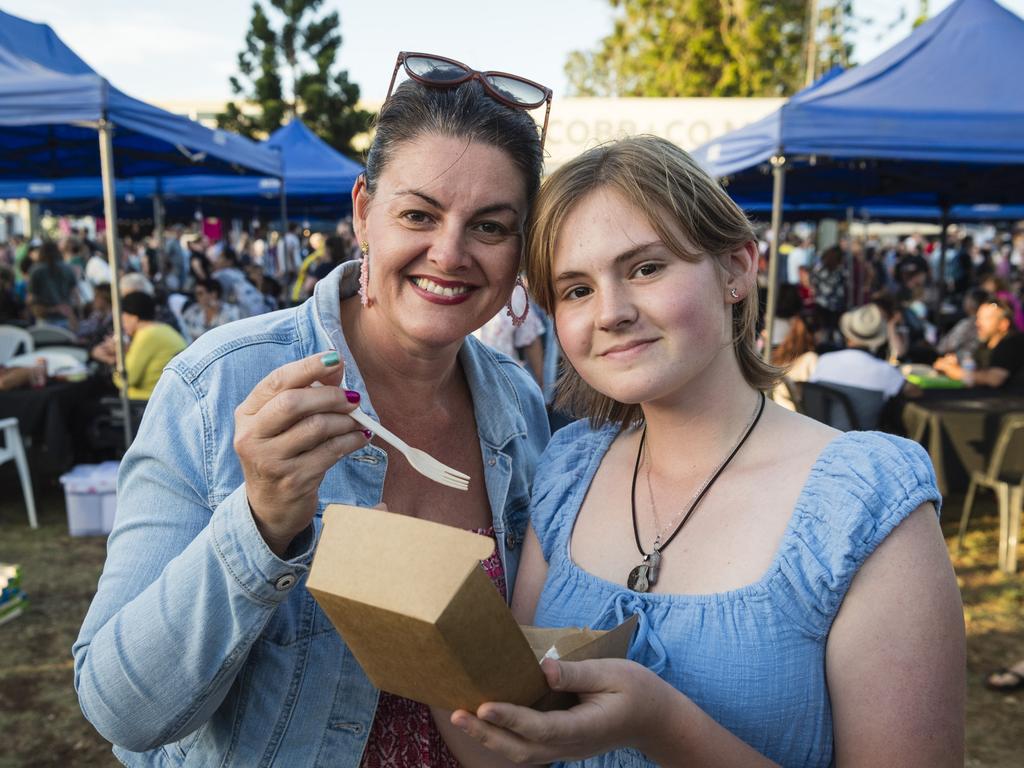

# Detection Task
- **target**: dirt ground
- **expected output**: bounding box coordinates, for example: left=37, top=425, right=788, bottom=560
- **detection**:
left=0, top=475, right=1021, bottom=767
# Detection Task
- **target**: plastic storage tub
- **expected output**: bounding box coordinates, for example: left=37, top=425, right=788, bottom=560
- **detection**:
left=59, top=462, right=120, bottom=536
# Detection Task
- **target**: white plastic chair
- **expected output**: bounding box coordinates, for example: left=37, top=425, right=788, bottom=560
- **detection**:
left=0, top=326, right=33, bottom=363
left=5, top=350, right=86, bottom=377
left=27, top=322, right=78, bottom=347
left=31, top=344, right=89, bottom=364
left=0, top=417, right=37, bottom=528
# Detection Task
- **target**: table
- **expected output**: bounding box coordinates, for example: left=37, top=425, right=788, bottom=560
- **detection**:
left=902, top=391, right=1024, bottom=495
left=0, top=378, right=95, bottom=474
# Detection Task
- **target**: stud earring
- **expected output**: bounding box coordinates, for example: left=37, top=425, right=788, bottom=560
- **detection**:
left=359, top=241, right=371, bottom=307
left=730, top=287, right=740, bottom=299
left=506, top=275, right=530, bottom=327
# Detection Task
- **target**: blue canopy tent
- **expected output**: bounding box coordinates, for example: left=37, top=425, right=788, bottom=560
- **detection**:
left=4, top=118, right=363, bottom=225
left=161, top=118, right=364, bottom=223
left=691, top=0, right=1024, bottom=354
left=0, top=9, right=281, bottom=445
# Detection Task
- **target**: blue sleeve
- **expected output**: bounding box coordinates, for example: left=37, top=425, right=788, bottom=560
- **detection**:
left=530, top=420, right=606, bottom=562
left=71, top=368, right=316, bottom=752
left=778, top=432, right=941, bottom=637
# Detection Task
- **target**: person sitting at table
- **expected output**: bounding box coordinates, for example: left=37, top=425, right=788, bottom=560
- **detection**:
left=109, top=291, right=187, bottom=400
left=811, top=302, right=921, bottom=402
left=934, top=299, right=1024, bottom=391
left=180, top=278, right=240, bottom=343
left=76, top=283, right=114, bottom=350
left=935, top=288, right=986, bottom=360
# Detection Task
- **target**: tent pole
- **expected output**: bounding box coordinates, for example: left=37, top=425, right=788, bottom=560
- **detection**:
left=763, top=154, right=787, bottom=363
left=153, top=182, right=165, bottom=260
left=279, top=182, right=288, bottom=276
left=845, top=206, right=855, bottom=308
left=98, top=119, right=133, bottom=451
left=937, top=203, right=950, bottom=310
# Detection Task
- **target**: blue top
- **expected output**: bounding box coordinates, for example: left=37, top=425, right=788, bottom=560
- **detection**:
left=73, top=260, right=550, bottom=767
left=531, top=422, right=940, bottom=768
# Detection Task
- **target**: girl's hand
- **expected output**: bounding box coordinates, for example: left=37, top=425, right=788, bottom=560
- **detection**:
left=233, top=351, right=368, bottom=556
left=451, top=658, right=676, bottom=765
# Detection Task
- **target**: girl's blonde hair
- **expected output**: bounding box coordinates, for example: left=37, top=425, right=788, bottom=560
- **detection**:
left=526, top=135, right=781, bottom=427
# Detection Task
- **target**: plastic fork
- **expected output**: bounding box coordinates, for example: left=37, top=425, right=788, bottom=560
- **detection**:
left=347, top=406, right=470, bottom=492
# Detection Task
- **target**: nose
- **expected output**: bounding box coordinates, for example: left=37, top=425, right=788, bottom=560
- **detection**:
left=596, top=284, right=638, bottom=331
left=427, top=223, right=472, bottom=274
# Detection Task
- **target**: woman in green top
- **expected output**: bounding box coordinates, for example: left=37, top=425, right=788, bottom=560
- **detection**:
left=114, top=292, right=187, bottom=400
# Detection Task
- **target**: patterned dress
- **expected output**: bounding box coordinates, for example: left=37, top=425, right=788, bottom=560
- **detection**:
left=359, top=527, right=507, bottom=768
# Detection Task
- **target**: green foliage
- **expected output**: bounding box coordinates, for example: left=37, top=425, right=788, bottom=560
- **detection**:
left=565, top=0, right=810, bottom=97
left=217, top=0, right=372, bottom=157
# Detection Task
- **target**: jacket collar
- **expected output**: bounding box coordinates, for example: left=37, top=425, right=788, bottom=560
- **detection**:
left=308, top=261, right=526, bottom=451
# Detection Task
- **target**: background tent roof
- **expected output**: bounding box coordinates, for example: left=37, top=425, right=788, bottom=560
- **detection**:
left=0, top=9, right=280, bottom=178
left=7, top=119, right=362, bottom=221
left=161, top=118, right=362, bottom=197
left=693, top=0, right=1024, bottom=206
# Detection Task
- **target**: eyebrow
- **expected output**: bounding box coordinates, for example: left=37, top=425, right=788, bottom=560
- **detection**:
left=394, top=189, right=520, bottom=218
left=553, top=241, right=662, bottom=283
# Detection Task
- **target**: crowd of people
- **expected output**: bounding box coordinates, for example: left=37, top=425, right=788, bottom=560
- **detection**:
left=766, top=226, right=1024, bottom=422
left=1, top=62, right=1021, bottom=768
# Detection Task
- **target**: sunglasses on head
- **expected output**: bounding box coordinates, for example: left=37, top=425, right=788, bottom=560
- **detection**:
left=385, top=51, right=553, bottom=150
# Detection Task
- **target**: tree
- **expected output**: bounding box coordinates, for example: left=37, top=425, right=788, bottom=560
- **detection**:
left=565, top=0, right=809, bottom=97
left=218, top=0, right=372, bottom=157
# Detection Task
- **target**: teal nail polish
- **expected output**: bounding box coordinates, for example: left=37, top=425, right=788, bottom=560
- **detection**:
left=321, top=351, right=340, bottom=367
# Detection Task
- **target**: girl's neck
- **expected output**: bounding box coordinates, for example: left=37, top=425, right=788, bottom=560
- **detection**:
left=638, top=358, right=761, bottom=482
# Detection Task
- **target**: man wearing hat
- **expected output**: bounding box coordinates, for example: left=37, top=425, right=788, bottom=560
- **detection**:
left=810, top=302, right=918, bottom=402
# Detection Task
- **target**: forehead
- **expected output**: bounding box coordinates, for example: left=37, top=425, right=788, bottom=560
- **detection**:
left=553, top=186, right=693, bottom=266
left=378, top=134, right=527, bottom=208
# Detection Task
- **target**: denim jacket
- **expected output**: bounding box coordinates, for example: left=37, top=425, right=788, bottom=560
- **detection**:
left=73, top=261, right=550, bottom=767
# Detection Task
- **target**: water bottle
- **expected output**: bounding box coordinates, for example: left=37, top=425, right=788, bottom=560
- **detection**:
left=31, top=357, right=47, bottom=389
left=961, top=352, right=976, bottom=387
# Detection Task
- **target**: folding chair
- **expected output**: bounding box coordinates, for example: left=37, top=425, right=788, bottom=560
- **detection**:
left=800, top=382, right=887, bottom=431
left=27, top=323, right=78, bottom=347
left=958, top=414, right=1024, bottom=573
left=0, top=417, right=37, bottom=528
left=0, top=325, right=33, bottom=363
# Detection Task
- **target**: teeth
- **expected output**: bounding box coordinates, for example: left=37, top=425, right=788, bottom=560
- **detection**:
left=413, top=277, right=469, bottom=297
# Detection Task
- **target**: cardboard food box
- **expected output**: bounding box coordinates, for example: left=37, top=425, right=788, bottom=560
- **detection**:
left=307, top=504, right=637, bottom=712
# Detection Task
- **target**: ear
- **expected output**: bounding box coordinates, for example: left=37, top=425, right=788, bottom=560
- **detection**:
left=723, top=241, right=758, bottom=300
left=351, top=174, right=370, bottom=244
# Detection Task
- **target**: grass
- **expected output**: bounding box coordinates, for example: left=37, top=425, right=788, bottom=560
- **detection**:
left=0, top=473, right=1022, bottom=767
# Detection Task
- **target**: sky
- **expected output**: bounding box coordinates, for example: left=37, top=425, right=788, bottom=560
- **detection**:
left=4, top=0, right=1024, bottom=103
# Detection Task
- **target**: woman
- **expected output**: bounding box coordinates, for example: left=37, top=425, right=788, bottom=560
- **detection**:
left=452, top=137, right=965, bottom=767
left=770, top=307, right=818, bottom=412
left=110, top=291, right=188, bottom=401
left=180, top=278, right=241, bottom=342
left=73, top=58, right=551, bottom=767
left=26, top=239, right=79, bottom=328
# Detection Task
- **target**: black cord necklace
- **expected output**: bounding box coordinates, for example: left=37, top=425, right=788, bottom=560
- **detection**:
left=626, top=391, right=767, bottom=593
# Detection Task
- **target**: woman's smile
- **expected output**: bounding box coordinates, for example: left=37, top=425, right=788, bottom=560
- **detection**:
left=409, top=275, right=477, bottom=304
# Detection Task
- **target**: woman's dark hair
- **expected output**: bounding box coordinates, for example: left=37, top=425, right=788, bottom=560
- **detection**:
left=365, top=79, right=544, bottom=208
left=323, top=235, right=347, bottom=264
left=196, top=278, right=222, bottom=298
left=775, top=283, right=802, bottom=319
left=120, top=291, right=156, bottom=321
left=39, top=240, right=62, bottom=273
left=820, top=245, right=843, bottom=271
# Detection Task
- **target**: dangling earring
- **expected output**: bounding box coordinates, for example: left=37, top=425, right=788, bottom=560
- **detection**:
left=730, top=287, right=740, bottom=299
left=359, top=241, right=371, bottom=307
left=506, top=275, right=530, bottom=327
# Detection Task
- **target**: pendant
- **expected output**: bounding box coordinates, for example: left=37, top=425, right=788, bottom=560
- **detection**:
left=626, top=550, right=661, bottom=593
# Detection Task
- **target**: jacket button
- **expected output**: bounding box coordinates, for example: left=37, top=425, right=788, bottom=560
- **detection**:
left=505, top=531, right=519, bottom=550
left=488, top=457, right=496, bottom=466
left=274, top=574, right=296, bottom=591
